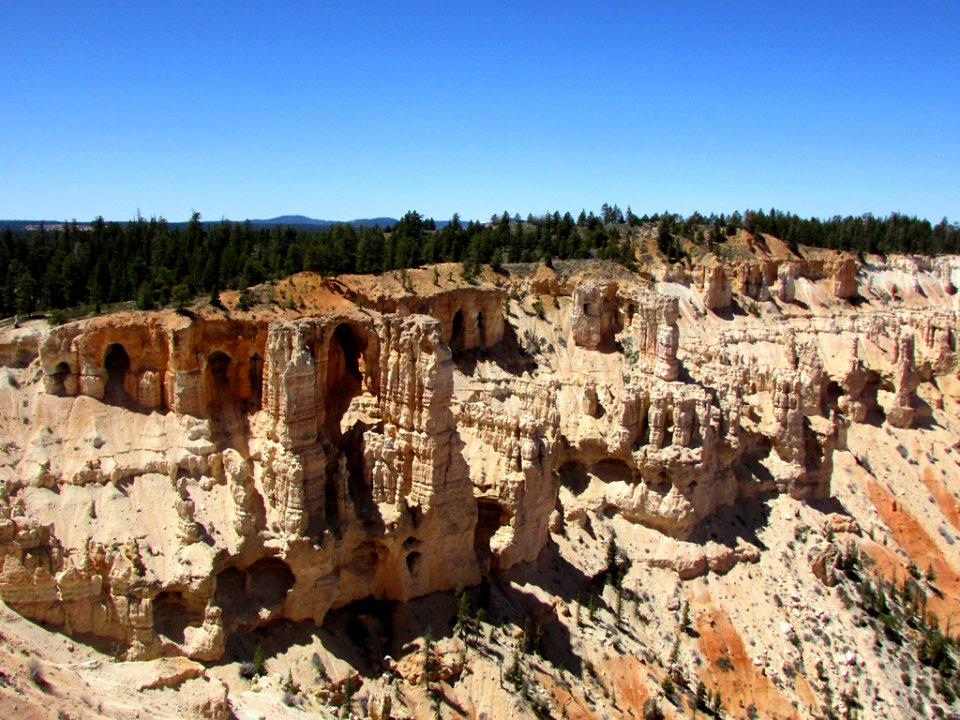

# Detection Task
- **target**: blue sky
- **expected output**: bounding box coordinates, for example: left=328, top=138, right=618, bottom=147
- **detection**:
left=1, top=1, right=957, bottom=223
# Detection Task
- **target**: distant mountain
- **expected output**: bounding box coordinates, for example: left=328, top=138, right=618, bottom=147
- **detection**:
left=251, top=215, right=329, bottom=226
left=249, top=215, right=399, bottom=228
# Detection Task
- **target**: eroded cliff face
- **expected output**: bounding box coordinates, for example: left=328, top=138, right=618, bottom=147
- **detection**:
left=0, top=250, right=958, bottom=689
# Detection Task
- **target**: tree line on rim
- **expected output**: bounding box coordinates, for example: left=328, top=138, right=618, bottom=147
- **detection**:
left=1, top=206, right=957, bottom=318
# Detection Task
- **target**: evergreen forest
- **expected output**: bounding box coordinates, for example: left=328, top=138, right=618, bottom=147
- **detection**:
left=1, top=207, right=958, bottom=318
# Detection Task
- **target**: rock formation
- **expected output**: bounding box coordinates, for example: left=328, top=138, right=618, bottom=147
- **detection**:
left=702, top=263, right=732, bottom=310
left=1, top=249, right=959, bottom=719
left=570, top=282, right=619, bottom=349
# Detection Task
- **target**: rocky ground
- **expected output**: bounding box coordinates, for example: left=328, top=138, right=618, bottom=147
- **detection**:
left=1, top=233, right=959, bottom=719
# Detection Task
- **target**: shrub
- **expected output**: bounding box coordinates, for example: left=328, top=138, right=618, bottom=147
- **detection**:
left=505, top=652, right=523, bottom=688
left=46, top=309, right=69, bottom=326
left=171, top=283, right=191, bottom=309
left=715, top=655, right=735, bottom=672
left=236, top=290, right=255, bottom=311
left=283, top=670, right=300, bottom=694
left=135, top=283, right=156, bottom=311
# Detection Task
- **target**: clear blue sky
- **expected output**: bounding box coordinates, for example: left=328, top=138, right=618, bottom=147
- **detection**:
left=1, top=1, right=957, bottom=223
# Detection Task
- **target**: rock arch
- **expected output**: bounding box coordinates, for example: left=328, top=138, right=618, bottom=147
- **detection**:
left=474, top=498, right=509, bottom=572
left=325, top=323, right=365, bottom=439
left=860, top=370, right=888, bottom=426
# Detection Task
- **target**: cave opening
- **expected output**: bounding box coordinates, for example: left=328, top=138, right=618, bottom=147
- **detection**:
left=733, top=437, right=776, bottom=486
left=103, top=344, right=131, bottom=401
left=214, top=558, right=295, bottom=632
left=474, top=498, right=508, bottom=571
left=340, top=422, right=377, bottom=520
left=247, top=353, right=263, bottom=409
left=824, top=380, right=844, bottom=417
left=633, top=415, right=650, bottom=450
left=451, top=310, right=465, bottom=352
left=325, top=324, right=364, bottom=440
left=591, top=458, right=635, bottom=485
left=153, top=591, right=204, bottom=644
left=247, top=558, right=295, bottom=608
left=215, top=566, right=245, bottom=605
left=689, top=413, right=701, bottom=449
left=476, top=310, right=486, bottom=347
left=321, top=597, right=397, bottom=674
left=50, top=361, right=70, bottom=396
left=663, top=407, right=675, bottom=447
left=405, top=550, right=423, bottom=575
left=207, top=350, right=252, bottom=450
left=21, top=546, right=53, bottom=572
left=345, top=540, right=387, bottom=580
left=559, top=462, right=589, bottom=494
left=324, top=476, right=341, bottom=530
left=207, top=351, right=232, bottom=400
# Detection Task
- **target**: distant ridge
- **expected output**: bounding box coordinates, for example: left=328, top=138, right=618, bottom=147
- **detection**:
left=249, top=215, right=399, bottom=228
left=0, top=216, right=400, bottom=230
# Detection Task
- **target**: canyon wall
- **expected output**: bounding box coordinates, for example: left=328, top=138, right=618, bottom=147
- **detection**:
left=0, top=253, right=957, bottom=664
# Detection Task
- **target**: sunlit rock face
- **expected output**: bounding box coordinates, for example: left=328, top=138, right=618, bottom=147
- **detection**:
left=1, top=249, right=957, bottom=667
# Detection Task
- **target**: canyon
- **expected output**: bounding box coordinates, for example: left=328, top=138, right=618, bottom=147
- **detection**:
left=1, top=233, right=960, bottom=719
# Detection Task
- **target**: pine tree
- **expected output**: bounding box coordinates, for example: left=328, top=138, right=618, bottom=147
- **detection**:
left=454, top=584, right=472, bottom=640
left=713, top=689, right=724, bottom=716
left=695, top=681, right=708, bottom=710
left=606, top=537, right=621, bottom=589
left=253, top=643, right=266, bottom=677
left=669, top=636, right=681, bottom=666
